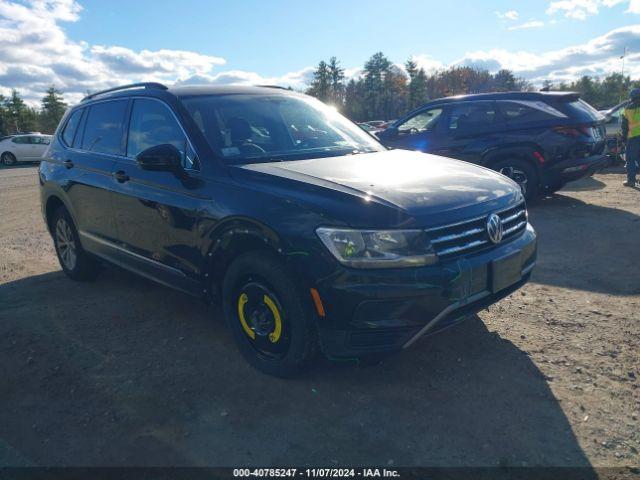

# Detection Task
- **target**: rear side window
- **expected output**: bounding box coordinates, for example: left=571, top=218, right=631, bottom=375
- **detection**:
left=61, top=109, right=83, bottom=147
left=447, top=102, right=497, bottom=134
left=31, top=136, right=50, bottom=145
left=82, top=100, right=128, bottom=155
left=553, top=99, right=604, bottom=123
left=498, top=101, right=566, bottom=124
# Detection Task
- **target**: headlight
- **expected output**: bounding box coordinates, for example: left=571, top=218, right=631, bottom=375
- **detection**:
left=316, top=227, right=437, bottom=268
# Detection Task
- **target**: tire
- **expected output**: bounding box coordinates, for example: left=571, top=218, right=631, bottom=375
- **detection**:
left=491, top=158, right=539, bottom=201
left=1, top=152, right=16, bottom=166
left=52, top=206, right=100, bottom=281
left=222, top=251, right=318, bottom=377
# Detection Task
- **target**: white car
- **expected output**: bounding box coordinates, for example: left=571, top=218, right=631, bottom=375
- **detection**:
left=0, top=134, right=52, bottom=166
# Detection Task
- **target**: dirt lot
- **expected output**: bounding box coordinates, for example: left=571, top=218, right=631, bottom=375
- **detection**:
left=0, top=164, right=638, bottom=469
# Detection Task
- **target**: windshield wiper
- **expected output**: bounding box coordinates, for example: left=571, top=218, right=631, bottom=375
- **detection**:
left=229, top=147, right=379, bottom=165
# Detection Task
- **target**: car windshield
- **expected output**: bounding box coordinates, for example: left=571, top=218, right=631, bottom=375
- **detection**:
left=180, top=93, right=385, bottom=164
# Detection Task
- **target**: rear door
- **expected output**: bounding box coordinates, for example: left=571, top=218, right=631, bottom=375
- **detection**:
left=30, top=135, right=50, bottom=159
left=110, top=97, right=207, bottom=293
left=437, top=101, right=502, bottom=163
left=60, top=100, right=128, bottom=249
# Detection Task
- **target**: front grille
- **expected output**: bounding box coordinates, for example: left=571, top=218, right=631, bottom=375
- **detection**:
left=428, top=202, right=527, bottom=259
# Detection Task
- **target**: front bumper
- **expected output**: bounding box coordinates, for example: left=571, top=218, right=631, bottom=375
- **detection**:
left=315, top=224, right=537, bottom=357
left=542, top=153, right=607, bottom=186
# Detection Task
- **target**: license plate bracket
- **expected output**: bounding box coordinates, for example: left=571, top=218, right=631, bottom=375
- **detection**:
left=491, top=250, right=523, bottom=293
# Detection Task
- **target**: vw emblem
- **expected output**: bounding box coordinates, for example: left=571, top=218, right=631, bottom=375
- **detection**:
left=486, top=213, right=503, bottom=244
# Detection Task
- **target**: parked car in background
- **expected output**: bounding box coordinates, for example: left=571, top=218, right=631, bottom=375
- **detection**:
left=357, top=122, right=384, bottom=136
left=377, top=92, right=607, bottom=200
left=39, top=83, right=536, bottom=377
left=0, top=133, right=52, bottom=165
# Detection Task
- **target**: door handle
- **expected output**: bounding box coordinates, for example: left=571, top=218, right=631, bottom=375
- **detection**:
left=63, top=159, right=74, bottom=169
left=113, top=170, right=129, bottom=183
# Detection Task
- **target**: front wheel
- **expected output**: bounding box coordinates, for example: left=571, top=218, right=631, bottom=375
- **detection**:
left=1, top=152, right=16, bottom=166
left=222, top=251, right=318, bottom=377
left=492, top=159, right=539, bottom=201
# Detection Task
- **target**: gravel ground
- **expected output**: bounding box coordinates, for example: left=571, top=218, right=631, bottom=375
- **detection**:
left=0, top=164, right=638, bottom=469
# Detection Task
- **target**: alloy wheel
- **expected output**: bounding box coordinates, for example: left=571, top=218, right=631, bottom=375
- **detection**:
left=1, top=153, right=15, bottom=166
left=499, top=166, right=529, bottom=196
left=55, top=218, right=77, bottom=270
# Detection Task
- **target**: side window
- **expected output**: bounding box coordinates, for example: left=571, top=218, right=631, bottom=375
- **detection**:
left=61, top=109, right=83, bottom=147
left=127, top=98, right=196, bottom=169
left=397, top=108, right=443, bottom=135
left=12, top=136, right=28, bottom=144
left=498, top=101, right=565, bottom=124
left=447, top=102, right=496, bottom=134
left=82, top=100, right=128, bottom=155
left=31, top=136, right=48, bottom=145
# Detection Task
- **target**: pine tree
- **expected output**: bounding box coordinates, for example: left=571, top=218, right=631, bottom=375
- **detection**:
left=0, top=94, right=7, bottom=136
left=406, top=58, right=428, bottom=110
left=40, top=86, right=67, bottom=134
left=327, top=56, right=345, bottom=106
left=5, top=90, right=34, bottom=133
left=306, top=60, right=332, bottom=102
left=363, top=52, right=392, bottom=119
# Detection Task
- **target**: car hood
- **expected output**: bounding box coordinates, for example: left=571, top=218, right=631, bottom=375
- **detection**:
left=238, top=149, right=521, bottom=218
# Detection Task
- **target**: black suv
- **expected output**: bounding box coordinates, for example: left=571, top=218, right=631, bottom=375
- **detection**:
left=377, top=91, right=606, bottom=200
left=40, top=83, right=536, bottom=376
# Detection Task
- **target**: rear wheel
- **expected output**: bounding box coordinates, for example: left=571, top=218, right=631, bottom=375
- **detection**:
left=52, top=207, right=100, bottom=281
left=1, top=152, right=16, bottom=166
left=222, top=251, right=318, bottom=377
left=492, top=158, right=539, bottom=201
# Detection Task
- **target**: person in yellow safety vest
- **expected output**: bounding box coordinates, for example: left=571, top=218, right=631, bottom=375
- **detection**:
left=621, top=88, right=640, bottom=187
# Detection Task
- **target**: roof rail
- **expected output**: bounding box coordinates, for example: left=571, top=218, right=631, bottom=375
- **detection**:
left=82, top=82, right=168, bottom=102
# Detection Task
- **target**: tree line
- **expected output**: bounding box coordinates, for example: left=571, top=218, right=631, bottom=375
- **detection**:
left=1, top=54, right=637, bottom=137
left=542, top=73, right=635, bottom=110
left=306, top=51, right=638, bottom=121
left=0, top=87, right=67, bottom=136
left=306, top=52, right=532, bottom=122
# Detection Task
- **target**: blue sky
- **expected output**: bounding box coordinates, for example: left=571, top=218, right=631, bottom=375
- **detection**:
left=65, top=0, right=633, bottom=76
left=0, top=0, right=639, bottom=104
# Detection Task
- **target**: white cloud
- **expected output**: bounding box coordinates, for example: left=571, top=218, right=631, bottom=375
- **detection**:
left=508, top=20, right=545, bottom=30
left=411, top=54, right=445, bottom=73
left=546, top=0, right=638, bottom=19
left=455, top=25, right=640, bottom=83
left=496, top=10, right=519, bottom=20
left=1, top=0, right=639, bottom=106
left=0, top=0, right=229, bottom=105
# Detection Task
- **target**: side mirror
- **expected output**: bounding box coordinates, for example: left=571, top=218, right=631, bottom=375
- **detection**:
left=136, top=144, right=182, bottom=171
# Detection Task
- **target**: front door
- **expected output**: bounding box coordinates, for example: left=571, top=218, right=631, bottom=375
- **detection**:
left=381, top=106, right=445, bottom=153
left=10, top=136, right=30, bottom=160
left=110, top=97, right=208, bottom=294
